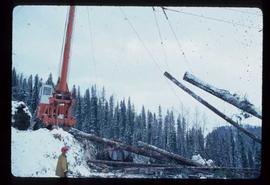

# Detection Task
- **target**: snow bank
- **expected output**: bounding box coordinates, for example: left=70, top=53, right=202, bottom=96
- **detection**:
left=191, top=154, right=214, bottom=167
left=11, top=101, right=32, bottom=122
left=11, top=127, right=94, bottom=177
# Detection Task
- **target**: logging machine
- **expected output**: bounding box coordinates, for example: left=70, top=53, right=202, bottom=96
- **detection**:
left=36, top=6, right=76, bottom=127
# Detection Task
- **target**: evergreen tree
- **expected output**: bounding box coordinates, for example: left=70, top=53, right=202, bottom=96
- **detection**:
left=205, top=126, right=261, bottom=168
left=17, top=77, right=28, bottom=102
left=46, top=73, right=54, bottom=87
left=229, top=127, right=237, bottom=167
left=125, top=98, right=134, bottom=145
left=205, top=128, right=219, bottom=164
left=133, top=114, right=142, bottom=145
left=38, top=78, right=43, bottom=90
left=152, top=113, right=159, bottom=146
left=108, top=95, right=114, bottom=139
left=254, top=144, right=261, bottom=169
left=157, top=106, right=163, bottom=148
left=197, top=127, right=205, bottom=157
left=119, top=99, right=127, bottom=141
left=82, top=88, right=91, bottom=132
left=147, top=111, right=153, bottom=144
left=141, top=106, right=147, bottom=143
left=12, top=68, right=18, bottom=87
left=12, top=68, right=19, bottom=100
left=75, top=86, right=83, bottom=130
left=176, top=114, right=184, bottom=155
left=98, top=87, right=106, bottom=137
left=90, top=85, right=98, bottom=135
left=113, top=102, right=120, bottom=139
left=181, top=116, right=187, bottom=157
left=26, top=75, right=33, bottom=112
left=247, top=148, right=254, bottom=168
left=238, top=131, right=248, bottom=168
left=131, top=104, right=136, bottom=143
left=71, top=85, right=77, bottom=99
left=71, top=85, right=77, bottom=116
left=15, top=73, right=23, bottom=101
left=18, top=73, right=23, bottom=88
left=163, top=110, right=170, bottom=150
left=168, top=111, right=176, bottom=153
left=103, top=101, right=110, bottom=138
left=13, top=103, right=31, bottom=130
left=31, top=74, right=40, bottom=114
left=207, top=126, right=231, bottom=166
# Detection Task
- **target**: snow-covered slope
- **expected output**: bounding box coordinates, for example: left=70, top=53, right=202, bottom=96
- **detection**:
left=11, top=127, right=95, bottom=177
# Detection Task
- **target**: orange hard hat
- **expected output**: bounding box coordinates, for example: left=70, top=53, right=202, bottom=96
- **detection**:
left=61, top=146, right=69, bottom=153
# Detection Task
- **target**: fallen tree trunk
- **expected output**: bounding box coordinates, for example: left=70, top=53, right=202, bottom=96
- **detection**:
left=164, top=71, right=261, bottom=144
left=88, top=159, right=176, bottom=168
left=183, top=71, right=262, bottom=119
left=88, top=159, right=259, bottom=173
left=138, top=141, right=203, bottom=167
left=141, top=166, right=260, bottom=174
left=69, top=128, right=201, bottom=166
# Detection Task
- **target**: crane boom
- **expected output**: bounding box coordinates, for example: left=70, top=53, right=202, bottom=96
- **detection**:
left=57, top=6, right=75, bottom=92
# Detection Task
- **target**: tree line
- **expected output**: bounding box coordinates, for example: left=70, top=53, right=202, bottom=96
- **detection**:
left=11, top=67, right=261, bottom=170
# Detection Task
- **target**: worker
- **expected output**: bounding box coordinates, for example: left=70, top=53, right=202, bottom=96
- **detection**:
left=55, top=146, right=69, bottom=177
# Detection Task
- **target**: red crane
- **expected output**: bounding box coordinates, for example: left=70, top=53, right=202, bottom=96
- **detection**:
left=37, top=6, right=76, bottom=127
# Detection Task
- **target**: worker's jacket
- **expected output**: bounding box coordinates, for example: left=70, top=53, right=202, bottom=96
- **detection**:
left=55, top=153, right=68, bottom=177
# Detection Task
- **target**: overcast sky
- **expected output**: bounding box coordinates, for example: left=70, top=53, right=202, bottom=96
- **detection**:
left=12, top=6, right=262, bottom=134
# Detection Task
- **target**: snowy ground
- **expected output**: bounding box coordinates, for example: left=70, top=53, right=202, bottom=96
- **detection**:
left=11, top=127, right=94, bottom=177
left=192, top=154, right=214, bottom=166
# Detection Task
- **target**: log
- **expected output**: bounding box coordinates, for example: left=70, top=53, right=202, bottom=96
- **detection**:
left=139, top=166, right=259, bottom=174
left=183, top=72, right=262, bottom=119
left=164, top=71, right=261, bottom=144
left=138, top=141, right=203, bottom=167
left=87, top=161, right=110, bottom=171
left=88, top=159, right=259, bottom=174
left=68, top=128, right=199, bottom=166
left=88, top=159, right=177, bottom=168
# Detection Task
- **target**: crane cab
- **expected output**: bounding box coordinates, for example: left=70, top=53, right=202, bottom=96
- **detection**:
left=39, top=84, right=53, bottom=104
left=37, top=83, right=76, bottom=127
